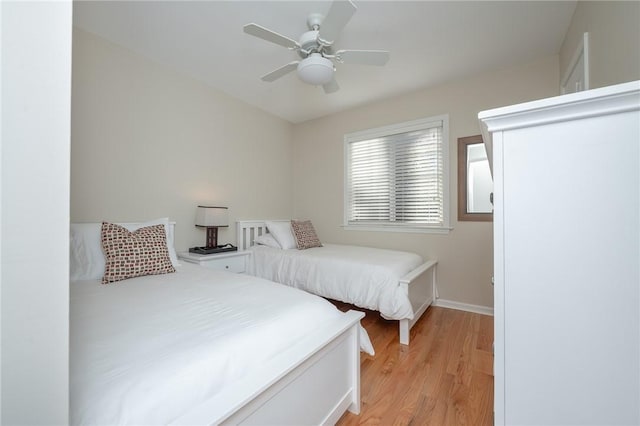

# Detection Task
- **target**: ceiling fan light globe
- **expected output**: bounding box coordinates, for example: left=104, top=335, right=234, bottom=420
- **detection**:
left=297, top=53, right=334, bottom=85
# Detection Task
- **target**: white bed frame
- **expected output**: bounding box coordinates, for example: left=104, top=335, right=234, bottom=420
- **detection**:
left=236, top=220, right=438, bottom=346
left=92, top=222, right=363, bottom=425
left=172, top=310, right=364, bottom=425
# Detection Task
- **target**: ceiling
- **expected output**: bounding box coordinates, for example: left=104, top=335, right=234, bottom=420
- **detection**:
left=73, top=1, right=577, bottom=124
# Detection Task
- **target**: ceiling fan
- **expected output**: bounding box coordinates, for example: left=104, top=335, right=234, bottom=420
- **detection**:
left=243, top=0, right=389, bottom=94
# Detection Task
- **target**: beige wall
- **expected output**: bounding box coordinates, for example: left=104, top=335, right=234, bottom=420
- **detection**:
left=560, top=1, right=640, bottom=90
left=291, top=55, right=560, bottom=309
left=71, top=28, right=293, bottom=251
left=72, top=27, right=563, bottom=309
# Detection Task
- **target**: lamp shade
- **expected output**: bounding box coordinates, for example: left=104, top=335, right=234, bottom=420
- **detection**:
left=195, top=206, right=228, bottom=227
left=297, top=53, right=334, bottom=85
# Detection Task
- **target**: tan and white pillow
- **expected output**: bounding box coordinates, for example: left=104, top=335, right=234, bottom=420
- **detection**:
left=291, top=220, right=323, bottom=250
left=101, top=222, right=175, bottom=284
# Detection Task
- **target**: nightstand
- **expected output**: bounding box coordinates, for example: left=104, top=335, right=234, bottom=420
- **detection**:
left=178, top=251, right=250, bottom=273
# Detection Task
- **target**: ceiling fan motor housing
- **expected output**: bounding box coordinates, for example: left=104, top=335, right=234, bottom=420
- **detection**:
left=299, top=30, right=321, bottom=56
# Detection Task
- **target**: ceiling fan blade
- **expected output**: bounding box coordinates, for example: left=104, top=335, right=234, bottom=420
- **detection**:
left=318, top=0, right=357, bottom=46
left=244, top=23, right=300, bottom=50
left=336, top=49, right=390, bottom=66
left=323, top=78, right=340, bottom=94
left=261, top=61, right=299, bottom=82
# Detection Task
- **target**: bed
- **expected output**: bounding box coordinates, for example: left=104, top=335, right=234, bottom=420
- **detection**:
left=237, top=220, right=438, bottom=345
left=70, top=219, right=368, bottom=425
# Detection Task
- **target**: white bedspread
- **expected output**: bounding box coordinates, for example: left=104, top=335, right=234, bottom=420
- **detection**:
left=247, top=244, right=424, bottom=320
left=70, top=263, right=372, bottom=425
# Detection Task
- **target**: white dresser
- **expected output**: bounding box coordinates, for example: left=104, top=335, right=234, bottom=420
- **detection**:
left=480, top=81, right=640, bottom=425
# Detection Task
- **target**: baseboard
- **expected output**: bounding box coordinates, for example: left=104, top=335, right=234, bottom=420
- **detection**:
left=433, top=299, right=494, bottom=316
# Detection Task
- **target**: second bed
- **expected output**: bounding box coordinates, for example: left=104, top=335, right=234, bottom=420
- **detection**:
left=237, top=220, right=438, bottom=345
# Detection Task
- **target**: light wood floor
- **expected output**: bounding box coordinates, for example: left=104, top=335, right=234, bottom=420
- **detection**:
left=331, top=302, right=494, bottom=426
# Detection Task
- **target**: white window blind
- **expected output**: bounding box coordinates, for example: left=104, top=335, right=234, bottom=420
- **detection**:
left=345, top=116, right=449, bottom=231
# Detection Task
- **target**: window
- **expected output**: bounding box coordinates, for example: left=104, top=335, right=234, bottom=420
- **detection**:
left=344, top=115, right=450, bottom=233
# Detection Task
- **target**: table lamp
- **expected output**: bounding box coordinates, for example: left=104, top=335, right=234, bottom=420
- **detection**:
left=190, top=206, right=234, bottom=254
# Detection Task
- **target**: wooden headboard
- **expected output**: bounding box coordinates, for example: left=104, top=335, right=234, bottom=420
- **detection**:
left=236, top=220, right=288, bottom=251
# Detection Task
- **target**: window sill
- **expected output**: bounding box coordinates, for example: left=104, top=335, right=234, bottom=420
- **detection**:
left=342, top=224, right=452, bottom=235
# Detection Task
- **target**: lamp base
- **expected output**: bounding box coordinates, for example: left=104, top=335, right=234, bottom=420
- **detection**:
left=189, top=245, right=237, bottom=255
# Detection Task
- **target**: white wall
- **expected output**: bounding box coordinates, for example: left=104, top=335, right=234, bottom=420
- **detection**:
left=560, top=1, right=640, bottom=90
left=291, top=55, right=559, bottom=309
left=1, top=1, right=71, bottom=423
left=71, top=29, right=294, bottom=251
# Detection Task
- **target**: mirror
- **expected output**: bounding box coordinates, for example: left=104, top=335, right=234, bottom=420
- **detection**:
left=458, top=135, right=493, bottom=221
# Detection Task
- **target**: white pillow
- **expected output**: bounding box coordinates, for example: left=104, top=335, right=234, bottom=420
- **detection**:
left=265, top=220, right=297, bottom=250
left=253, top=233, right=281, bottom=249
left=70, top=218, right=179, bottom=281
left=69, top=223, right=104, bottom=281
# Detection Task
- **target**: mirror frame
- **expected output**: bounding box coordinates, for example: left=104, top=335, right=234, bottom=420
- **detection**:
left=458, top=134, right=493, bottom=222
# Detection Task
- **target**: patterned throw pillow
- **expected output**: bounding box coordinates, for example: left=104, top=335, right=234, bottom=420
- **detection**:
left=290, top=220, right=323, bottom=250
left=101, top=222, right=175, bottom=284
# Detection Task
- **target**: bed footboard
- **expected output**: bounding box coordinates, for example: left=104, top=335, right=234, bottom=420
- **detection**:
left=398, top=260, right=437, bottom=345
left=171, top=310, right=364, bottom=425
